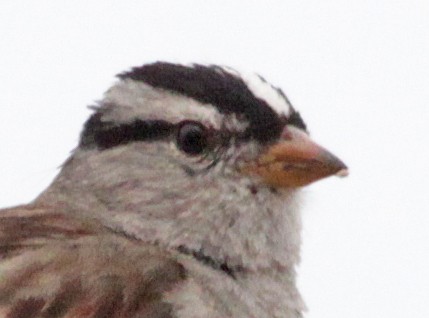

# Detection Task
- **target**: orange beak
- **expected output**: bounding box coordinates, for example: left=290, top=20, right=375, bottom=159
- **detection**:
left=241, top=126, right=348, bottom=187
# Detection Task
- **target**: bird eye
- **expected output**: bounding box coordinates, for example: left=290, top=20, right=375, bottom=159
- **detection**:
left=177, top=122, right=207, bottom=155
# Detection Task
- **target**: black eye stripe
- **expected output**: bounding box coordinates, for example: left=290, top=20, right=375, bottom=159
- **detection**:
left=81, top=114, right=214, bottom=152
left=79, top=113, right=175, bottom=150
left=80, top=111, right=306, bottom=151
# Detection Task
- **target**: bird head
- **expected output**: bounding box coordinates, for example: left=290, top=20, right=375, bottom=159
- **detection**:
left=78, top=63, right=347, bottom=189
left=46, top=62, right=347, bottom=271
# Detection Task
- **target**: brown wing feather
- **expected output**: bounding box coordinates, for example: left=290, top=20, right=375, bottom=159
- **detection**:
left=0, top=205, right=187, bottom=318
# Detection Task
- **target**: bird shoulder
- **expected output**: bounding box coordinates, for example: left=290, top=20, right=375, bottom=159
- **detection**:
left=0, top=205, right=187, bottom=318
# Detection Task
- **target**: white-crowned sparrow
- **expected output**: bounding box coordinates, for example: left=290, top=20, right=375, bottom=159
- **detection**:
left=0, top=62, right=347, bottom=318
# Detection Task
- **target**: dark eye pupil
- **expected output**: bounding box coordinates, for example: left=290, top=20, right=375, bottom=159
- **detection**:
left=177, top=123, right=207, bottom=155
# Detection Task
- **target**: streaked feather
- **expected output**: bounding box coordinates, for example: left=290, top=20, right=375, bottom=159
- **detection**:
left=0, top=205, right=186, bottom=318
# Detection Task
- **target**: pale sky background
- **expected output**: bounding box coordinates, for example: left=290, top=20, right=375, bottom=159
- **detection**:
left=1, top=1, right=428, bottom=317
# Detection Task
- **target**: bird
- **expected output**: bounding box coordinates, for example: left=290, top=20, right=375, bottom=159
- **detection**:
left=0, top=62, right=348, bottom=318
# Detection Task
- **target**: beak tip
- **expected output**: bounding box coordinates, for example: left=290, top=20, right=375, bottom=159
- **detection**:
left=323, top=151, right=349, bottom=178
left=335, top=168, right=349, bottom=177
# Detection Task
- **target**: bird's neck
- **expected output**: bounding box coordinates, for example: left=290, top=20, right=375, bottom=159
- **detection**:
left=37, top=150, right=303, bottom=274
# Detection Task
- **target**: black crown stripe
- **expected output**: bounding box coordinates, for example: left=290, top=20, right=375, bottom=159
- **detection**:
left=118, top=62, right=284, bottom=143
left=80, top=63, right=307, bottom=150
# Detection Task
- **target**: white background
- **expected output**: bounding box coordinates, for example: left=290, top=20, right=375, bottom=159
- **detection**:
left=1, top=1, right=428, bottom=317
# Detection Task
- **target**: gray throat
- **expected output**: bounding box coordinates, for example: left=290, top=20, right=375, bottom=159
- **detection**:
left=37, top=146, right=303, bottom=274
